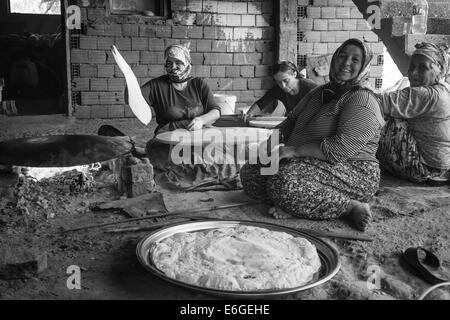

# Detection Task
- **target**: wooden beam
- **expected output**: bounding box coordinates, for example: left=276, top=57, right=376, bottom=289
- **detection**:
left=62, top=0, right=72, bottom=116
left=277, top=0, right=297, bottom=63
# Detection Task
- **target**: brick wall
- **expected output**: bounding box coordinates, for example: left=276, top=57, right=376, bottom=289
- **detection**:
left=71, top=0, right=275, bottom=119
left=296, top=0, right=386, bottom=90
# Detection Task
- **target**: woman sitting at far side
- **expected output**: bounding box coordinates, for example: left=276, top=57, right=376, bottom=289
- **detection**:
left=376, top=42, right=450, bottom=184
left=240, top=38, right=385, bottom=231
left=244, top=61, right=317, bottom=120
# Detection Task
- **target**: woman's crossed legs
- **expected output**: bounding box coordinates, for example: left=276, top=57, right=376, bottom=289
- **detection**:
left=240, top=158, right=380, bottom=231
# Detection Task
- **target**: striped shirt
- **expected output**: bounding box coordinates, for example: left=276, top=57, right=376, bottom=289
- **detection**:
left=280, top=86, right=385, bottom=163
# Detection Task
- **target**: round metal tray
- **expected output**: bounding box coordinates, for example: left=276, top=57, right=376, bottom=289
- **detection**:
left=136, top=220, right=340, bottom=299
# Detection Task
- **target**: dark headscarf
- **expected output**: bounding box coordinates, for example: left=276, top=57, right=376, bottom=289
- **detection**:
left=413, top=42, right=450, bottom=83
left=323, top=38, right=373, bottom=103
left=164, top=44, right=192, bottom=83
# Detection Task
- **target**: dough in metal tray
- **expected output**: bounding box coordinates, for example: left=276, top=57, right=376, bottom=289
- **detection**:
left=150, top=225, right=321, bottom=291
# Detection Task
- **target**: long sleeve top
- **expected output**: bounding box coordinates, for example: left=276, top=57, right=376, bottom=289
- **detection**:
left=254, top=78, right=317, bottom=113
left=279, top=85, right=385, bottom=164
left=379, top=82, right=450, bottom=169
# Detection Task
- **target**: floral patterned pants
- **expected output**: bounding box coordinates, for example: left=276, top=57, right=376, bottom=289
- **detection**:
left=240, top=157, right=380, bottom=220
left=376, top=118, right=446, bottom=183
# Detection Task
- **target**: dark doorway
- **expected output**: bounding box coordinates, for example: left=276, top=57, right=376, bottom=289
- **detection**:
left=0, top=0, right=67, bottom=116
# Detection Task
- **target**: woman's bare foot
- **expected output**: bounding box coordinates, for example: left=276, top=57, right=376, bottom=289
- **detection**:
left=345, top=200, right=372, bottom=231
left=268, top=206, right=293, bottom=219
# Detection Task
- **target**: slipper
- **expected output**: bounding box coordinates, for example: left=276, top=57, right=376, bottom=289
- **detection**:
left=401, top=247, right=449, bottom=285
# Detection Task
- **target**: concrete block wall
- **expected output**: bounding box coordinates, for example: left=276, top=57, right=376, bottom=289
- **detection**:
left=297, top=0, right=386, bottom=90
left=71, top=0, right=275, bottom=119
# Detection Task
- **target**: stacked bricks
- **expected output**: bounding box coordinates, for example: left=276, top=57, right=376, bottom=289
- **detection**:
left=71, top=0, right=276, bottom=118
left=118, top=156, right=156, bottom=198
left=297, top=0, right=386, bottom=90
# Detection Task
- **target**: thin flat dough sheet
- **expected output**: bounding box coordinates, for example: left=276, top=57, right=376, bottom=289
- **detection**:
left=111, top=45, right=152, bottom=125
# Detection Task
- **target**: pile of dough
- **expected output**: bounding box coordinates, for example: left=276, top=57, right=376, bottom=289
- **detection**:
left=150, top=225, right=321, bottom=291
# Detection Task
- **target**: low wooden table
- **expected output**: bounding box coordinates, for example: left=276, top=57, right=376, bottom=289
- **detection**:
left=154, top=127, right=272, bottom=165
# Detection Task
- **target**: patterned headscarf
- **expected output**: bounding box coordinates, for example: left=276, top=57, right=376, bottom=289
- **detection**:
left=164, top=44, right=192, bottom=83
left=273, top=61, right=304, bottom=79
left=323, top=38, right=373, bottom=103
left=329, top=38, right=373, bottom=87
left=413, top=42, right=450, bottom=82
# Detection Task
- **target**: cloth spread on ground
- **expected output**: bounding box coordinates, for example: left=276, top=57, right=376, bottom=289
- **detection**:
left=92, top=193, right=166, bottom=218
left=162, top=190, right=253, bottom=220
left=92, top=190, right=252, bottom=220
left=146, top=139, right=242, bottom=191
left=162, top=190, right=253, bottom=211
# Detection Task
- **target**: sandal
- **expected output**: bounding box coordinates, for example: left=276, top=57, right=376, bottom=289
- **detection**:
left=401, top=247, right=449, bottom=285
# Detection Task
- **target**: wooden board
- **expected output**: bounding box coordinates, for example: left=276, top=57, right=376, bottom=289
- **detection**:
left=249, top=120, right=284, bottom=129
left=250, top=116, right=286, bottom=121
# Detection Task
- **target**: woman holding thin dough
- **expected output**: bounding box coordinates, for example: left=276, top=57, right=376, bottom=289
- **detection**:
left=104, top=44, right=242, bottom=190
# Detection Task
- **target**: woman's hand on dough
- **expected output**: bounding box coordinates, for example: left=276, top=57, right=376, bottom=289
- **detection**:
left=187, top=117, right=204, bottom=131
left=278, top=145, right=298, bottom=161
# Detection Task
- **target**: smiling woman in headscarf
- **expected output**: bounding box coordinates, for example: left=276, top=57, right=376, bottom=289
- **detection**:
left=377, top=42, right=450, bottom=184
left=240, top=38, right=385, bottom=231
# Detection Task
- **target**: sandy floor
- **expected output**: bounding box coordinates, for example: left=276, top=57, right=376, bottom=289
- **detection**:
left=0, top=114, right=449, bottom=300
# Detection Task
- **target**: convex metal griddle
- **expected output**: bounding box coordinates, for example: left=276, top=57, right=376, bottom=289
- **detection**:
left=0, top=135, right=133, bottom=167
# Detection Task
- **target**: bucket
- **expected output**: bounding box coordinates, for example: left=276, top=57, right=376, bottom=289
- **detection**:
left=213, top=94, right=236, bottom=115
